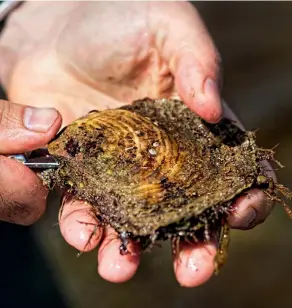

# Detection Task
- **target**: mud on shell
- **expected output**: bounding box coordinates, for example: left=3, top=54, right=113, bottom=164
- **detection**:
left=41, top=98, right=292, bottom=270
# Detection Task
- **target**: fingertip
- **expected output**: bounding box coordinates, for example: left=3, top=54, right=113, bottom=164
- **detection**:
left=174, top=54, right=222, bottom=123
left=59, top=200, right=102, bottom=252
left=227, top=188, right=273, bottom=230
left=179, top=84, right=222, bottom=124
left=0, top=101, right=63, bottom=154
left=41, top=108, right=63, bottom=140
left=201, top=77, right=223, bottom=123
left=98, top=229, right=140, bottom=283
left=174, top=242, right=217, bottom=288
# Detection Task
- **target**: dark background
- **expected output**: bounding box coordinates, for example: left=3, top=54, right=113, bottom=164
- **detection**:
left=1, top=2, right=292, bottom=308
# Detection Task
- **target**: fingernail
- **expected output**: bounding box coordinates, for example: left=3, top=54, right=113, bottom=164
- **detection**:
left=202, top=78, right=222, bottom=123
left=204, top=78, right=219, bottom=98
left=243, top=207, right=257, bottom=228
left=23, top=107, right=58, bottom=132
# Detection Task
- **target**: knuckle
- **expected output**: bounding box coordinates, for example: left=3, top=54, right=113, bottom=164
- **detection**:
left=0, top=100, right=11, bottom=125
left=0, top=100, right=20, bottom=128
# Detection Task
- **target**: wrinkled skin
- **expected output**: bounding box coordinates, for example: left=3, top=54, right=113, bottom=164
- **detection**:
left=0, top=2, right=273, bottom=287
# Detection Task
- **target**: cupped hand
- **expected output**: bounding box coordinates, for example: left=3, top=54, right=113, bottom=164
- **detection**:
left=0, top=2, right=274, bottom=287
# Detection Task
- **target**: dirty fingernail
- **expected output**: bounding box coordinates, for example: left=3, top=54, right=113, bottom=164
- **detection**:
left=23, top=107, right=58, bottom=132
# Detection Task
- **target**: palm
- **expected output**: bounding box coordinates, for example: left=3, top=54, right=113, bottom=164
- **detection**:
left=5, top=2, right=220, bottom=126
left=56, top=2, right=176, bottom=105
left=1, top=2, right=265, bottom=288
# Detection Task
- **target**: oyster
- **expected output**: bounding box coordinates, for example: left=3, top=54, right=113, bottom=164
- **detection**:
left=42, top=98, right=291, bottom=269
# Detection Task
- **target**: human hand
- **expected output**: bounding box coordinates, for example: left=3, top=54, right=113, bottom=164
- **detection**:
left=0, top=100, right=61, bottom=225
left=0, top=2, right=274, bottom=287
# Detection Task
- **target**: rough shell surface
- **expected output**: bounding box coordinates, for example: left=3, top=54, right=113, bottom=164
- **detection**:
left=44, top=99, right=268, bottom=242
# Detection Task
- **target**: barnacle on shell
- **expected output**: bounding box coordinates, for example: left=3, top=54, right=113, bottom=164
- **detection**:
left=42, top=98, right=292, bottom=270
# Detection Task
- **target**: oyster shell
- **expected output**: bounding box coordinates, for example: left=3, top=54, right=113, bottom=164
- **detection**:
left=42, top=98, right=291, bottom=268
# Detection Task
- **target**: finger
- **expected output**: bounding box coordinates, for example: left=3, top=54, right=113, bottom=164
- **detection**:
left=0, top=99, right=62, bottom=154
left=221, top=100, right=276, bottom=229
left=0, top=100, right=62, bottom=225
left=155, top=2, right=222, bottom=123
left=0, top=155, right=48, bottom=225
left=227, top=188, right=273, bottom=230
left=98, top=228, right=140, bottom=283
left=173, top=241, right=217, bottom=288
left=59, top=198, right=103, bottom=252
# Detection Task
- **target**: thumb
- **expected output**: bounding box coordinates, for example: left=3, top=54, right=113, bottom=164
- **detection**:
left=0, top=100, right=62, bottom=154
left=155, top=3, right=222, bottom=123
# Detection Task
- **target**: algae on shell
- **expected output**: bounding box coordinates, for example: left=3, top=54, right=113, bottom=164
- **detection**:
left=40, top=98, right=292, bottom=268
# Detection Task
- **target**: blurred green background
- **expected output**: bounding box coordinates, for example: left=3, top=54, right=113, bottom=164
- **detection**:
left=1, top=2, right=292, bottom=308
